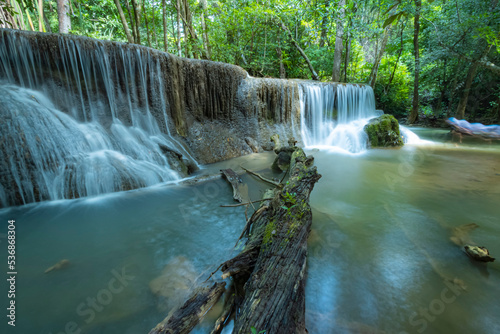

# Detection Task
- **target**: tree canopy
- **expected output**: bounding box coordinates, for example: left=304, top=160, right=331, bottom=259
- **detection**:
left=1, top=0, right=499, bottom=123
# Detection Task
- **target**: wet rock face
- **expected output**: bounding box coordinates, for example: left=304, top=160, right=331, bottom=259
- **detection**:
left=364, top=114, right=404, bottom=148
left=0, top=29, right=302, bottom=166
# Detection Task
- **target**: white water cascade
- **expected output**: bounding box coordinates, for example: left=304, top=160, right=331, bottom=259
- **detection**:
left=300, top=83, right=417, bottom=153
left=0, top=30, right=194, bottom=207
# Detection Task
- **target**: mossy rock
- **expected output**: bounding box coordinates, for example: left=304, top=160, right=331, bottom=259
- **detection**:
left=364, top=114, right=404, bottom=148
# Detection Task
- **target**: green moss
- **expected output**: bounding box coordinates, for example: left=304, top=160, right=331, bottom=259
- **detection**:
left=364, top=114, right=404, bottom=148
left=263, top=219, right=277, bottom=245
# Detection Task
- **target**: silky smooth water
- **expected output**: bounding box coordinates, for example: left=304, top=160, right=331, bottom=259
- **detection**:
left=1, top=134, right=499, bottom=334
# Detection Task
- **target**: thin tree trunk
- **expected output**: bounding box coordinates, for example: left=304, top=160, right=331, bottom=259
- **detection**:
left=332, top=0, right=345, bottom=81
left=455, top=45, right=493, bottom=119
left=131, top=0, right=141, bottom=44
left=162, top=0, right=168, bottom=52
left=57, top=0, right=71, bottom=33
left=142, top=0, right=151, bottom=47
left=175, top=0, right=181, bottom=56
left=387, top=24, right=405, bottom=88
left=408, top=0, right=421, bottom=124
left=278, top=20, right=319, bottom=80
left=435, top=59, right=447, bottom=115
left=114, top=0, right=134, bottom=43
left=344, top=35, right=350, bottom=82
left=369, top=25, right=391, bottom=87
left=151, top=4, right=158, bottom=48
left=200, top=0, right=211, bottom=59
left=276, top=42, right=286, bottom=79
left=171, top=9, right=181, bottom=56
left=37, top=0, right=46, bottom=31
left=319, top=0, right=330, bottom=47
left=124, top=0, right=137, bottom=42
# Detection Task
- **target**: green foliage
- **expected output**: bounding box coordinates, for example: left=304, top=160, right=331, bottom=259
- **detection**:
left=3, top=0, right=499, bottom=121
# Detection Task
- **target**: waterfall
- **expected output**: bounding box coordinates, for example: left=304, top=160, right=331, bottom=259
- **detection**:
left=0, top=29, right=196, bottom=207
left=300, top=83, right=408, bottom=153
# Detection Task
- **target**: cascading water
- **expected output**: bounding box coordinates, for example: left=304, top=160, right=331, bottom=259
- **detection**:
left=299, top=83, right=419, bottom=153
left=300, top=83, right=381, bottom=153
left=0, top=30, right=196, bottom=207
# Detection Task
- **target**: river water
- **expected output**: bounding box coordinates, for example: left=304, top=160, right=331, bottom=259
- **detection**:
left=1, top=129, right=499, bottom=334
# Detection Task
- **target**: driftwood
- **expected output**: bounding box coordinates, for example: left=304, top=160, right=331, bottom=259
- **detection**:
left=240, top=165, right=282, bottom=188
left=150, top=143, right=321, bottom=334
left=220, top=148, right=321, bottom=334
left=149, top=282, right=226, bottom=334
left=220, top=168, right=244, bottom=202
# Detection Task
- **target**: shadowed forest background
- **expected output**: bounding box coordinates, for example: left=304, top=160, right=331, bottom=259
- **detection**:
left=1, top=0, right=499, bottom=123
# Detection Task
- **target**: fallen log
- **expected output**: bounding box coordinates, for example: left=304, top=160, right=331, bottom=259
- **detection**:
left=150, top=144, right=321, bottom=334
left=221, top=168, right=245, bottom=202
left=149, top=282, right=226, bottom=334
left=222, top=148, right=321, bottom=334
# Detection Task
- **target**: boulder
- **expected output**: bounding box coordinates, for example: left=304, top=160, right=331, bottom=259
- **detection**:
left=364, top=114, right=404, bottom=148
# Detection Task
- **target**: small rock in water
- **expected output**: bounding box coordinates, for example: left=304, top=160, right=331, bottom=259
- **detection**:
left=44, top=259, right=71, bottom=273
left=464, top=245, right=495, bottom=262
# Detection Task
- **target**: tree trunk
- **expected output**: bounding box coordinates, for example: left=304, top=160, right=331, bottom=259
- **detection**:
left=162, top=0, right=168, bottom=51
left=114, top=0, right=134, bottom=43
left=455, top=44, right=492, bottom=119
left=408, top=0, right=421, bottom=124
left=149, top=282, right=226, bottom=334
left=278, top=20, right=319, bottom=80
left=368, top=25, right=391, bottom=88
left=225, top=148, right=321, bottom=333
left=434, top=59, right=447, bottom=115
left=124, top=0, right=137, bottom=43
left=57, top=0, right=71, bottom=33
left=176, top=0, right=182, bottom=56
left=387, top=24, right=404, bottom=88
left=344, top=35, right=350, bottom=82
left=142, top=0, right=151, bottom=47
left=319, top=0, right=330, bottom=47
left=455, top=63, right=481, bottom=120
left=200, top=0, right=211, bottom=59
left=332, top=0, right=345, bottom=82
left=131, top=0, right=141, bottom=44
left=276, top=43, right=286, bottom=79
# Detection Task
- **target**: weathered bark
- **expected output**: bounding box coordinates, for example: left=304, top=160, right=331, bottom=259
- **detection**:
left=368, top=25, right=391, bottom=88
left=230, top=148, right=321, bottom=334
left=221, top=169, right=244, bottom=203
left=332, top=0, right=345, bottom=82
left=113, top=0, right=134, bottom=43
left=149, top=282, right=226, bottom=334
left=57, top=0, right=71, bottom=33
left=408, top=0, right=421, bottom=124
left=162, top=0, right=168, bottom=52
left=455, top=45, right=493, bottom=119
left=277, top=20, right=319, bottom=80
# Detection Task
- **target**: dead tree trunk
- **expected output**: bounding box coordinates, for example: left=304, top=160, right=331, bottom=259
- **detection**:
left=149, top=145, right=321, bottom=334
left=222, top=148, right=321, bottom=333
left=149, top=282, right=226, bottom=334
